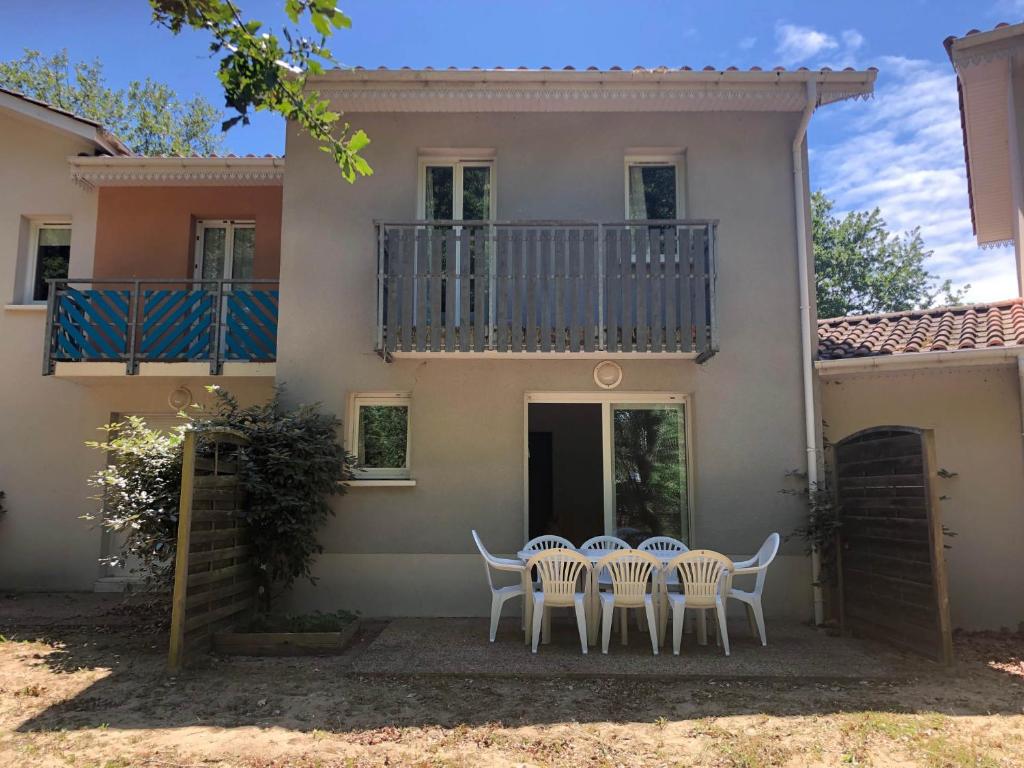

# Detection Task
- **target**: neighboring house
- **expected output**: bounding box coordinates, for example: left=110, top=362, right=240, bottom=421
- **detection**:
left=0, top=86, right=281, bottom=591
left=813, top=22, right=1024, bottom=631
left=276, top=66, right=875, bottom=620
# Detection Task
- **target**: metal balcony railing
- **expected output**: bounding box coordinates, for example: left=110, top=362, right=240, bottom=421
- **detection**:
left=43, top=278, right=279, bottom=374
left=375, top=220, right=718, bottom=358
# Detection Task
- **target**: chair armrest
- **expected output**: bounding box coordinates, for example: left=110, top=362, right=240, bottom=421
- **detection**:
left=489, top=557, right=526, bottom=572
left=731, top=556, right=758, bottom=569
left=731, top=565, right=762, bottom=577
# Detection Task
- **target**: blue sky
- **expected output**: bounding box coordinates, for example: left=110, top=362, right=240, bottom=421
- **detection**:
left=1, top=0, right=1021, bottom=300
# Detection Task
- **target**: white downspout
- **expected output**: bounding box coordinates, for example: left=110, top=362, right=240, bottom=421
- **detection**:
left=792, top=79, right=825, bottom=626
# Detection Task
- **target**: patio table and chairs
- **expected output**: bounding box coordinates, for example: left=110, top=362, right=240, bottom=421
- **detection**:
left=471, top=530, right=781, bottom=656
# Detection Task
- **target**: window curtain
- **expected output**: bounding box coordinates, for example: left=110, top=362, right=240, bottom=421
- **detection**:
left=628, top=166, right=649, bottom=220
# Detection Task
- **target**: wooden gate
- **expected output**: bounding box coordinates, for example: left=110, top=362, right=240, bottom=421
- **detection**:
left=168, top=429, right=254, bottom=672
left=834, top=427, right=953, bottom=665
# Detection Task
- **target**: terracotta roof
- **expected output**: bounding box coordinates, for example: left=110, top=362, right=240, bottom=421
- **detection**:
left=0, top=85, right=131, bottom=155
left=817, top=299, right=1024, bottom=360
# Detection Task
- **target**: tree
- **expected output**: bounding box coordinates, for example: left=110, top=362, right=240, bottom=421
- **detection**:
left=813, top=191, right=968, bottom=318
left=0, top=49, right=222, bottom=156
left=150, top=0, right=371, bottom=182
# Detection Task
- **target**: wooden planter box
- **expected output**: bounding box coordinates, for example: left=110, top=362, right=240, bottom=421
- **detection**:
left=213, top=621, right=360, bottom=657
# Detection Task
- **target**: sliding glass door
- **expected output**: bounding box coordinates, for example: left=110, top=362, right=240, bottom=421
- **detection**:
left=611, top=403, right=689, bottom=544
left=526, top=394, right=691, bottom=547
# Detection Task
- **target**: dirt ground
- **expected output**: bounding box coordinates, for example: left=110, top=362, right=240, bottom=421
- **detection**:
left=1, top=594, right=1023, bottom=768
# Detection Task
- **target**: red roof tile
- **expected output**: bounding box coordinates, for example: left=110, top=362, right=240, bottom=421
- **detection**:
left=817, top=299, right=1024, bottom=359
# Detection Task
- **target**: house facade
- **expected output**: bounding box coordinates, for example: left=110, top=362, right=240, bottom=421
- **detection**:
left=0, top=87, right=280, bottom=591
left=274, top=67, right=875, bottom=618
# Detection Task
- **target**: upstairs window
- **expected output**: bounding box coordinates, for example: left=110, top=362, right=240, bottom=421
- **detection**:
left=349, top=393, right=411, bottom=479
left=28, top=221, right=71, bottom=302
left=626, top=159, right=681, bottom=221
left=419, top=158, right=494, bottom=221
left=194, top=220, right=256, bottom=287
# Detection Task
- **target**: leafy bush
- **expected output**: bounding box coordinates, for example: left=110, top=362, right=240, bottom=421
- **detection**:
left=84, top=417, right=186, bottom=585
left=86, top=386, right=355, bottom=609
left=201, top=386, right=355, bottom=608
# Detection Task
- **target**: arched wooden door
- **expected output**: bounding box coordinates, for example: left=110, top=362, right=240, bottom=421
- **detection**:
left=834, top=427, right=953, bottom=665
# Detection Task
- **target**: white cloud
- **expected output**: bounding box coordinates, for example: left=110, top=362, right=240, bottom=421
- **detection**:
left=775, top=22, right=838, bottom=65
left=812, top=55, right=1019, bottom=301
left=738, top=36, right=757, bottom=51
left=841, top=29, right=865, bottom=52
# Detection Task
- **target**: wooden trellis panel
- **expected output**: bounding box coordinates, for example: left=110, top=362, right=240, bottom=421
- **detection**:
left=834, top=426, right=953, bottom=665
left=168, top=429, right=254, bottom=672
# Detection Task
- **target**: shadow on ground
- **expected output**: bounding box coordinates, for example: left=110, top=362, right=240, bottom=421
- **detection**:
left=4, top=592, right=1023, bottom=738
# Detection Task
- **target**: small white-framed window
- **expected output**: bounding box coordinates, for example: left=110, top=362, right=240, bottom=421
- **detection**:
left=194, top=219, right=256, bottom=284
left=624, top=155, right=686, bottom=220
left=25, top=220, right=72, bottom=303
left=417, top=155, right=495, bottom=221
left=348, top=393, right=411, bottom=479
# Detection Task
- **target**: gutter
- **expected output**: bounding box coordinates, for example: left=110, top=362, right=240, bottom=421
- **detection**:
left=792, top=80, right=824, bottom=626
left=816, top=347, right=1024, bottom=375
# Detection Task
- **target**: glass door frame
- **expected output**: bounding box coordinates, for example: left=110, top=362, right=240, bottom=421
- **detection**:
left=193, top=219, right=257, bottom=282
left=523, top=391, right=695, bottom=545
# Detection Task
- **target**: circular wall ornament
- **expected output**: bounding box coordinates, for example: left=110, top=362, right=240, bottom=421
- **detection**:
left=593, top=360, right=623, bottom=390
left=168, top=386, right=194, bottom=411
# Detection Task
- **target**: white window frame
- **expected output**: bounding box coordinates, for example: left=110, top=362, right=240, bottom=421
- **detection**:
left=522, top=391, right=695, bottom=546
left=624, top=153, right=687, bottom=220
left=416, top=153, right=497, bottom=221
left=193, top=219, right=256, bottom=281
left=347, top=392, right=413, bottom=482
left=24, top=219, right=72, bottom=304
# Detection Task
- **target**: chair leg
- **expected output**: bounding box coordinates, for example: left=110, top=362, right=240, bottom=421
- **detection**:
left=715, top=600, right=730, bottom=656
left=644, top=599, right=659, bottom=656
left=672, top=604, right=685, bottom=655
left=574, top=597, right=589, bottom=655
left=601, top=601, right=614, bottom=654
left=752, top=599, right=767, bottom=646
left=531, top=597, right=545, bottom=653
left=489, top=593, right=502, bottom=642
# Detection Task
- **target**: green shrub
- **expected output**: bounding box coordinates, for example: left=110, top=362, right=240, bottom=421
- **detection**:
left=86, top=386, right=355, bottom=609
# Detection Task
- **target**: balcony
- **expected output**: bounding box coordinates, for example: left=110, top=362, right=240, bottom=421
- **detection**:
left=375, top=220, right=718, bottom=359
left=43, top=279, right=279, bottom=376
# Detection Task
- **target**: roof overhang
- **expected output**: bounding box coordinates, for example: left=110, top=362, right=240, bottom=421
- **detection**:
left=309, top=68, right=876, bottom=113
left=816, top=346, right=1024, bottom=376
left=68, top=156, right=285, bottom=188
left=945, top=23, right=1024, bottom=248
left=0, top=88, right=130, bottom=156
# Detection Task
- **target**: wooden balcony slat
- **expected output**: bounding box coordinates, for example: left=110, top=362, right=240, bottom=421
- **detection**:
left=681, top=228, right=695, bottom=353
left=693, top=227, right=708, bottom=353
left=664, top=227, right=679, bottom=352
left=539, top=229, right=552, bottom=353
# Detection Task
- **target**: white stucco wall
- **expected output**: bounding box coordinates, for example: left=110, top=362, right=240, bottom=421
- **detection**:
left=821, top=364, right=1024, bottom=630
left=279, top=109, right=815, bottom=618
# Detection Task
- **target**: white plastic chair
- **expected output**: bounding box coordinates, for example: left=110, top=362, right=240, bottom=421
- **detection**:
left=594, top=550, right=661, bottom=655
left=525, top=548, right=592, bottom=654
left=523, top=534, right=575, bottom=552
left=664, top=550, right=733, bottom=656
left=471, top=530, right=526, bottom=642
left=639, top=536, right=689, bottom=634
left=727, top=532, right=780, bottom=646
left=579, top=535, right=630, bottom=553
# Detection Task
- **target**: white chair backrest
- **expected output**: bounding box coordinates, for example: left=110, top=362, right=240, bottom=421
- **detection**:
left=638, top=536, right=688, bottom=553
left=526, top=548, right=591, bottom=607
left=594, top=550, right=660, bottom=606
left=579, top=535, right=630, bottom=552
left=523, top=534, right=575, bottom=552
left=472, top=530, right=498, bottom=590
left=666, top=550, right=732, bottom=609
left=752, top=533, right=780, bottom=593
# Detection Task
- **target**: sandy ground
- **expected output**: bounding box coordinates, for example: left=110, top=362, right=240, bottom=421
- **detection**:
left=1, top=593, right=1023, bottom=767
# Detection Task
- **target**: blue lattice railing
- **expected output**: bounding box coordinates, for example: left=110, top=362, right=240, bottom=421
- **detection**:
left=44, top=279, right=279, bottom=374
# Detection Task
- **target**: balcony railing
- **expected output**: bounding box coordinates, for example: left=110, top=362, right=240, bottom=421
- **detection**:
left=375, top=220, right=718, bottom=358
left=43, top=278, right=279, bottom=375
